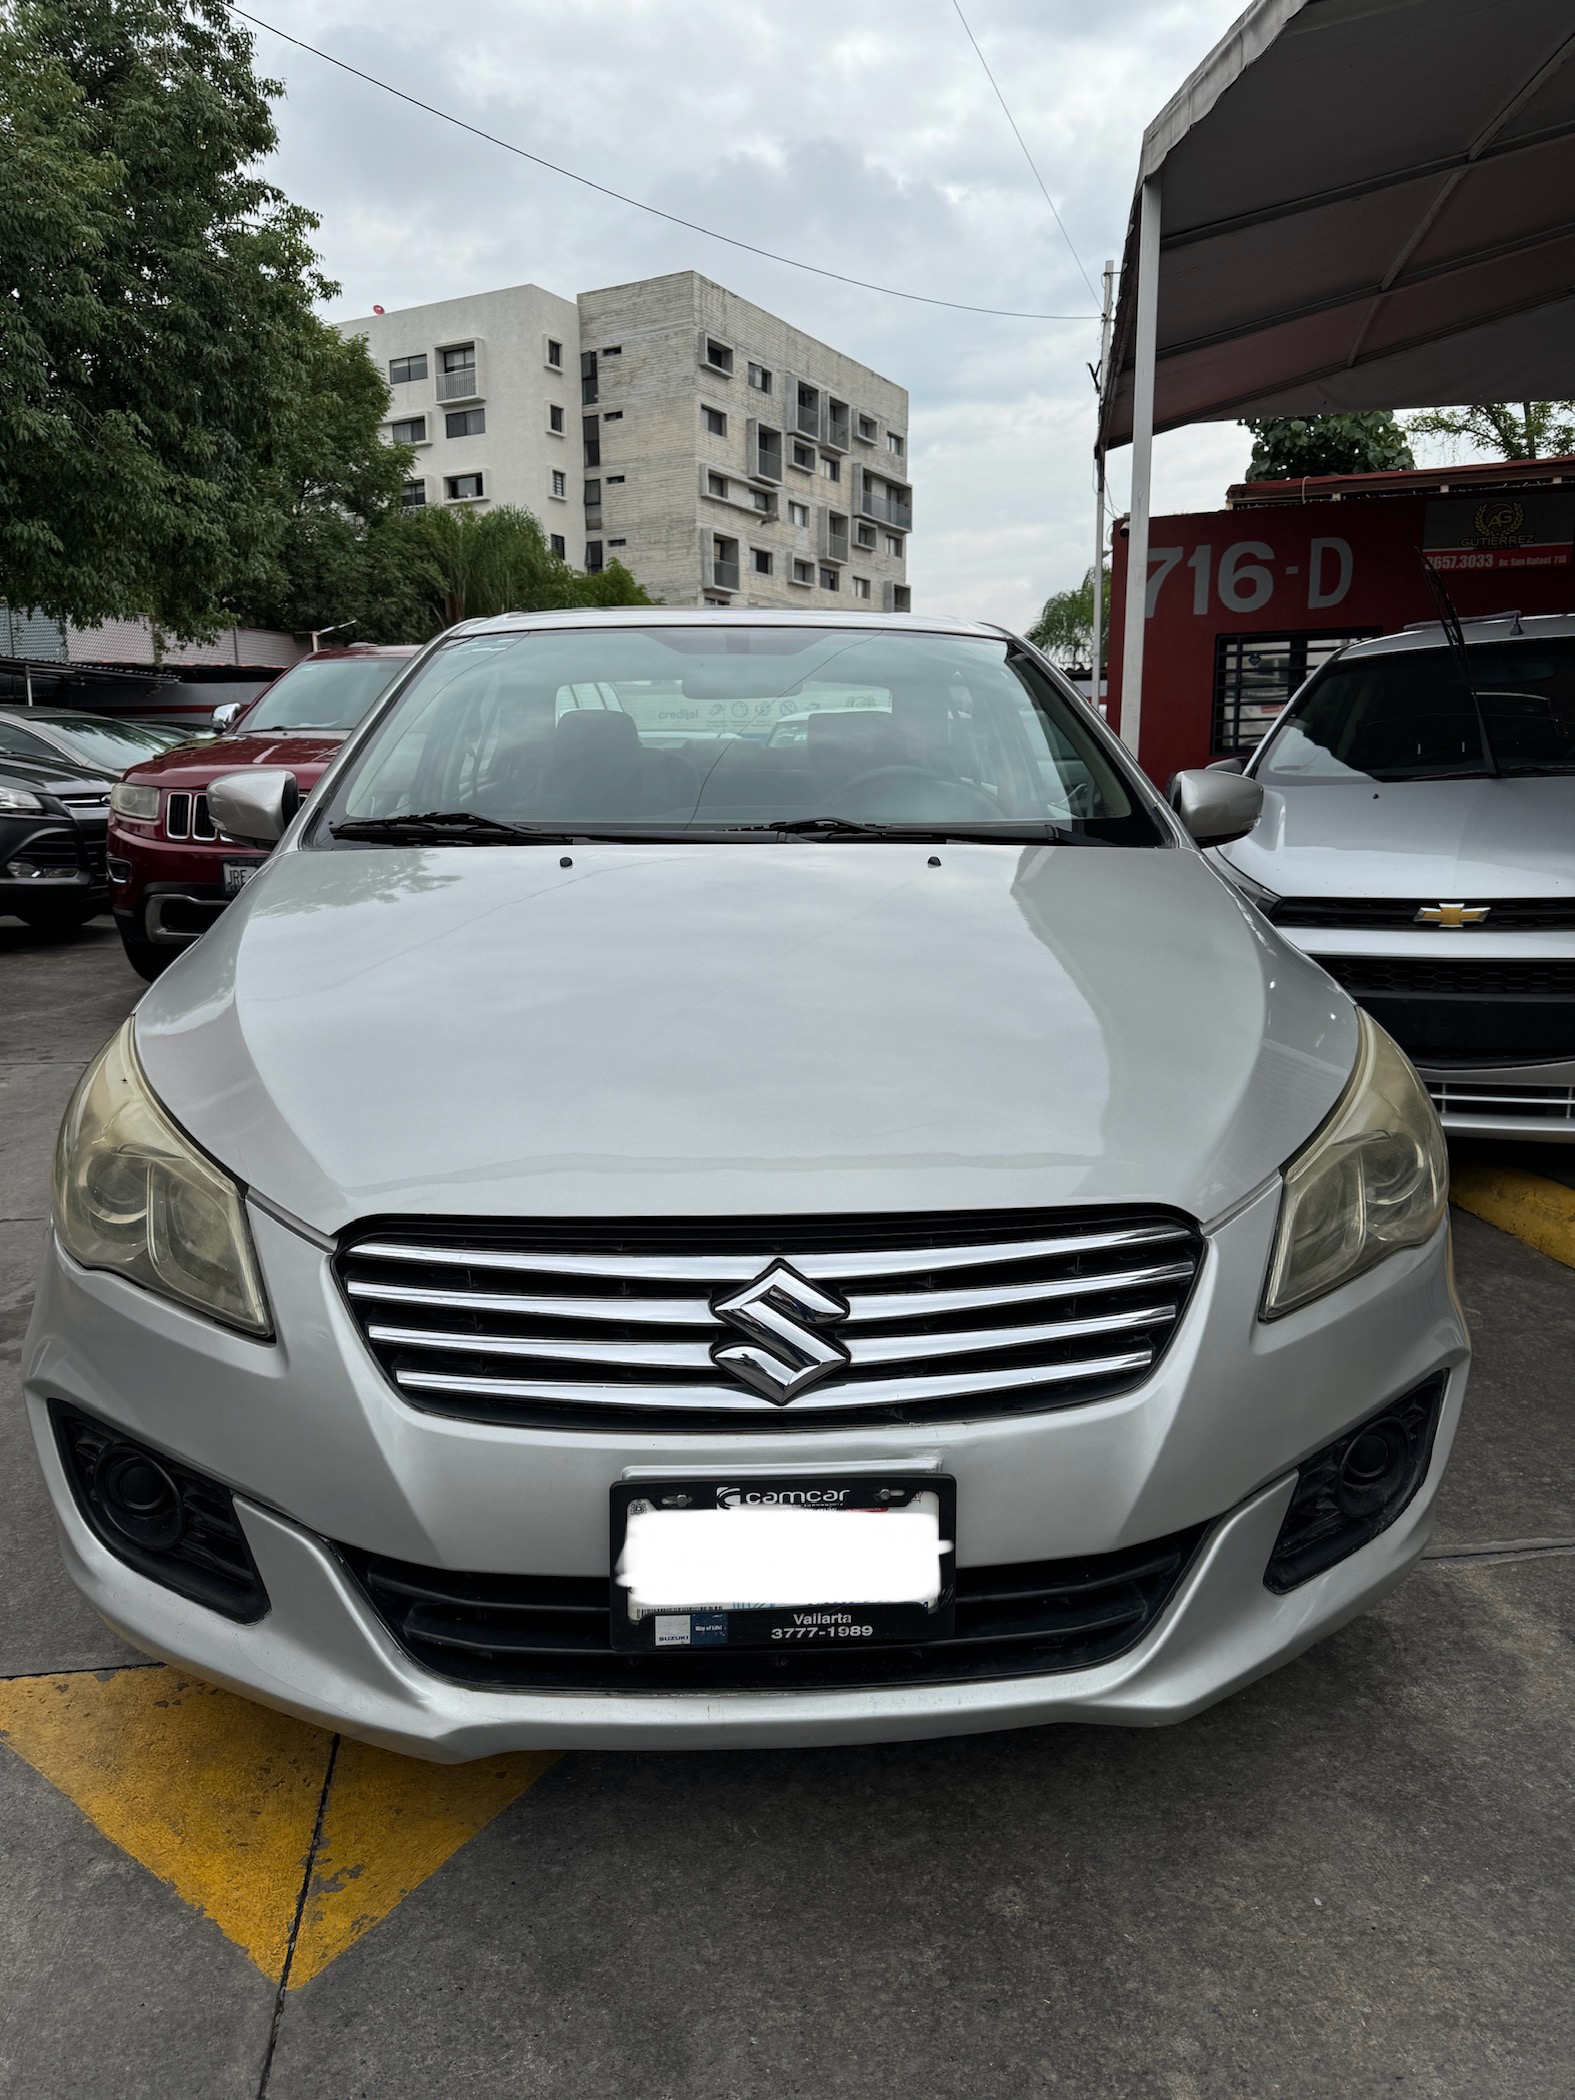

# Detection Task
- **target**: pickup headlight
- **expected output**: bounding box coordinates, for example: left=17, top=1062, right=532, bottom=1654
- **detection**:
left=1263, top=1011, right=1447, bottom=1318
left=110, top=782, right=161, bottom=821
left=0, top=784, right=43, bottom=813
left=53, top=1022, right=271, bottom=1336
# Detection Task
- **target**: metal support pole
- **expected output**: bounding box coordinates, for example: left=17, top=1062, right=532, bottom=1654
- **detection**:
left=1089, top=258, right=1115, bottom=717
left=1119, top=178, right=1161, bottom=757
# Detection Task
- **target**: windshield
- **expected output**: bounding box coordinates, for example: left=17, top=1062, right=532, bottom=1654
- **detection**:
left=321, top=626, right=1158, bottom=844
left=244, top=657, right=404, bottom=733
left=1255, top=636, right=1575, bottom=783
left=41, top=718, right=180, bottom=769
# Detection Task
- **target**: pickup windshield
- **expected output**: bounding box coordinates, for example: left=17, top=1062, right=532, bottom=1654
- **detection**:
left=1255, top=636, right=1575, bottom=783
left=322, top=626, right=1160, bottom=845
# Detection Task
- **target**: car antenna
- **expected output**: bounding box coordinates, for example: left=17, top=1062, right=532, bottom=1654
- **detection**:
left=1415, top=551, right=1500, bottom=779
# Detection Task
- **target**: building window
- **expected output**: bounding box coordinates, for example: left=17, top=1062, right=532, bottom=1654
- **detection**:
left=789, top=500, right=809, bottom=528
left=707, top=471, right=729, bottom=498
left=446, top=473, right=484, bottom=501
left=887, top=431, right=905, bottom=457
left=390, top=416, right=427, bottom=445
left=791, top=558, right=813, bottom=586
left=545, top=338, right=563, bottom=369
left=549, top=404, right=565, bottom=434
left=857, top=413, right=878, bottom=443
left=819, top=455, right=840, bottom=482
left=748, top=362, right=773, bottom=393
left=551, top=469, right=567, bottom=499
left=445, top=408, right=485, bottom=438
left=1213, top=631, right=1376, bottom=757
left=891, top=584, right=912, bottom=612
left=608, top=538, right=626, bottom=548
left=850, top=575, right=871, bottom=600
left=550, top=532, right=566, bottom=557
left=711, top=535, right=740, bottom=590
left=855, top=521, right=877, bottom=550
left=751, top=548, right=773, bottom=576
left=751, top=488, right=774, bottom=513
left=585, top=541, right=605, bottom=573
left=581, top=351, right=598, bottom=405
left=885, top=533, right=903, bottom=557
left=401, top=478, right=427, bottom=508
left=703, top=337, right=734, bottom=374
left=583, top=415, right=600, bottom=467
left=389, top=354, right=427, bottom=384
left=819, top=567, right=839, bottom=591
left=603, top=410, right=624, bottom=422
left=703, top=405, right=728, bottom=437
left=606, top=473, right=625, bottom=484
left=789, top=441, right=814, bottom=472
left=601, top=345, right=622, bottom=356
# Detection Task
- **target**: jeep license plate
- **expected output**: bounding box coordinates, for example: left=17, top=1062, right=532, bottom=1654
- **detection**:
left=223, top=860, right=261, bottom=896
left=609, top=1475, right=956, bottom=1652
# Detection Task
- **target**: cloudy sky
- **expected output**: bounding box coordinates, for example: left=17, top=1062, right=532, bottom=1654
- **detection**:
left=250, top=0, right=1267, bottom=627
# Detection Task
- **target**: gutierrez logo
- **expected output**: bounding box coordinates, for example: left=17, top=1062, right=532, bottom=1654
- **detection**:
left=1415, top=901, right=1491, bottom=929
left=711, top=1262, right=851, bottom=1404
left=1473, top=499, right=1526, bottom=549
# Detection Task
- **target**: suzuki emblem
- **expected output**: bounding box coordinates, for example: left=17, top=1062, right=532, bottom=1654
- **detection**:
left=711, top=1262, right=851, bottom=1404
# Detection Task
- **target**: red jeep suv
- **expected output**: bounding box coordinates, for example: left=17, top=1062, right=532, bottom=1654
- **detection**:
left=107, top=644, right=418, bottom=978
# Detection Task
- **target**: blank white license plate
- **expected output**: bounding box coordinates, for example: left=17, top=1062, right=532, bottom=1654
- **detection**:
left=608, top=1476, right=956, bottom=1652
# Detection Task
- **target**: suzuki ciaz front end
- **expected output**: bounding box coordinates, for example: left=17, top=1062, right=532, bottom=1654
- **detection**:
left=24, top=612, right=1468, bottom=1758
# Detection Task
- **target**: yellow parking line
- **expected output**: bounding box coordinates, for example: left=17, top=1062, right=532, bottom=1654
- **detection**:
left=0, top=1667, right=556, bottom=1987
left=1451, top=1165, right=1575, bottom=1271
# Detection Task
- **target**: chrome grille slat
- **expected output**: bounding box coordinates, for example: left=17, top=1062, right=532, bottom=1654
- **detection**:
left=394, top=1346, right=1157, bottom=1412
left=344, top=1257, right=1198, bottom=1326
left=366, top=1301, right=1177, bottom=1373
left=339, top=1208, right=1203, bottom=1431
left=348, top=1221, right=1190, bottom=1284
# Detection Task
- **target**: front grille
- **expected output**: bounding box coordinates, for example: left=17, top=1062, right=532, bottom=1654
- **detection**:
left=342, top=1524, right=1209, bottom=1692
left=1321, top=955, right=1575, bottom=998
left=1428, top=1078, right=1575, bottom=1125
left=1272, top=896, right=1575, bottom=932
left=165, top=791, right=218, bottom=842
left=337, top=1209, right=1204, bottom=1431
left=10, top=829, right=81, bottom=872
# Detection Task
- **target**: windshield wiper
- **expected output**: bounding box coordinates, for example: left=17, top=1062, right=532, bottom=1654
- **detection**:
left=330, top=811, right=578, bottom=845
left=754, top=816, right=1098, bottom=844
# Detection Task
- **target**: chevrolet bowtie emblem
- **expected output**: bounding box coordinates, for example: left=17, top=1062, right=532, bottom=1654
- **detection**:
left=1415, top=902, right=1490, bottom=929
left=711, top=1261, right=850, bottom=1404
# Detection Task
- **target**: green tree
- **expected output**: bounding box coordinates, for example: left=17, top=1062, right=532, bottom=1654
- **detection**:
left=371, top=504, right=653, bottom=639
left=1405, top=401, right=1575, bottom=461
left=1027, top=565, right=1109, bottom=667
left=0, top=0, right=395, bottom=638
left=1243, top=412, right=1415, bottom=480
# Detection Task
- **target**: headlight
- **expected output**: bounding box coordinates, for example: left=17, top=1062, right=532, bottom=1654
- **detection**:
left=110, top=781, right=161, bottom=820
left=0, top=784, right=43, bottom=813
left=53, top=1022, right=271, bottom=1336
left=1263, top=1011, right=1447, bottom=1319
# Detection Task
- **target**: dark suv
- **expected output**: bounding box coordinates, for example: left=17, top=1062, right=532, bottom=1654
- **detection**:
left=0, top=756, right=114, bottom=934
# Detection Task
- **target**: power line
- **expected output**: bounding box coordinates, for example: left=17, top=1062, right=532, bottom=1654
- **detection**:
left=948, top=0, right=1101, bottom=306
left=230, top=6, right=1098, bottom=323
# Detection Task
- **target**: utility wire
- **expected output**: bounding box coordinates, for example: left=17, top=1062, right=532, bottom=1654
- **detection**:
left=229, top=5, right=1097, bottom=323
left=948, top=0, right=1101, bottom=307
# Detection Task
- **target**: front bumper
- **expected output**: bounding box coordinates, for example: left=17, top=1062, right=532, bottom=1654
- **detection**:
left=23, top=1186, right=1469, bottom=1757
left=0, top=816, right=107, bottom=917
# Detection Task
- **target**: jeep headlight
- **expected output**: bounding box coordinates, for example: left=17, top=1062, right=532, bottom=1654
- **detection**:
left=53, top=1022, right=270, bottom=1336
left=110, top=781, right=160, bottom=820
left=1263, top=1011, right=1447, bottom=1318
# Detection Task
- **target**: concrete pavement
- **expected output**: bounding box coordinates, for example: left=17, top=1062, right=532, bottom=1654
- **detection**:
left=3, top=919, right=1574, bottom=2099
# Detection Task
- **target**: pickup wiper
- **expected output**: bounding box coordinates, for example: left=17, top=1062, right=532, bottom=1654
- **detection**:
left=330, top=811, right=577, bottom=845
left=755, top=816, right=1099, bottom=844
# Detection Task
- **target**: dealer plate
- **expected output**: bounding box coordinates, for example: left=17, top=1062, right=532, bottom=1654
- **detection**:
left=609, top=1475, right=956, bottom=1653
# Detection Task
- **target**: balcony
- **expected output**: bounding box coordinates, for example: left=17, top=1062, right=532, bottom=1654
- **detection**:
left=436, top=369, right=480, bottom=404
left=820, top=398, right=850, bottom=451
left=855, top=470, right=913, bottom=534
left=818, top=511, right=850, bottom=564
left=709, top=558, right=741, bottom=593
left=792, top=383, right=821, bottom=439
left=748, top=420, right=783, bottom=482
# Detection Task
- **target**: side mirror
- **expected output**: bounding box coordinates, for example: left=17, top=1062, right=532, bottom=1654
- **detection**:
left=207, top=768, right=300, bottom=846
left=1206, top=756, right=1245, bottom=775
left=1169, top=768, right=1264, bottom=846
left=211, top=701, right=244, bottom=730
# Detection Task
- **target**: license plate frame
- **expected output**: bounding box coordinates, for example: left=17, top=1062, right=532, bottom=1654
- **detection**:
left=222, top=859, right=263, bottom=896
left=608, top=1475, right=956, bottom=1654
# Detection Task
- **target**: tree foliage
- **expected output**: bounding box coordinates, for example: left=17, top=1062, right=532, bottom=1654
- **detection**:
left=0, top=0, right=402, bottom=637
left=1027, top=565, right=1109, bottom=667
left=1405, top=401, right=1575, bottom=462
left=1243, top=412, right=1415, bottom=481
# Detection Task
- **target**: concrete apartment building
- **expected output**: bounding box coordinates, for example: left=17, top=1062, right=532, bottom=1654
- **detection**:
left=339, top=272, right=912, bottom=613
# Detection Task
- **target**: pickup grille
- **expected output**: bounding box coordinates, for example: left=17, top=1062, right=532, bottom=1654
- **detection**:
left=341, top=1523, right=1209, bottom=1691
left=337, top=1208, right=1204, bottom=1431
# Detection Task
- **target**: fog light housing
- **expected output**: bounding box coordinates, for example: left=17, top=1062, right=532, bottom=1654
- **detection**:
left=52, top=1402, right=268, bottom=1621
left=1264, top=1374, right=1447, bottom=1593
left=108, top=856, right=131, bottom=885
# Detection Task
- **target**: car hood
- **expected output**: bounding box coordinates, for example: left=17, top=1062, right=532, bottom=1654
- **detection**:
left=1219, top=775, right=1575, bottom=900
left=0, top=755, right=115, bottom=798
left=134, top=842, right=1357, bottom=1233
left=121, top=729, right=349, bottom=790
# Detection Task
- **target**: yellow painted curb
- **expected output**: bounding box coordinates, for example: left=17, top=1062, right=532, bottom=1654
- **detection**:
left=1451, top=1165, right=1575, bottom=1271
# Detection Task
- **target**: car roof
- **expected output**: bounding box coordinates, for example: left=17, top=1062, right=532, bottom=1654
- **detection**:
left=295, top=645, right=421, bottom=660
left=446, top=608, right=1013, bottom=642
left=1343, top=612, right=1575, bottom=660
